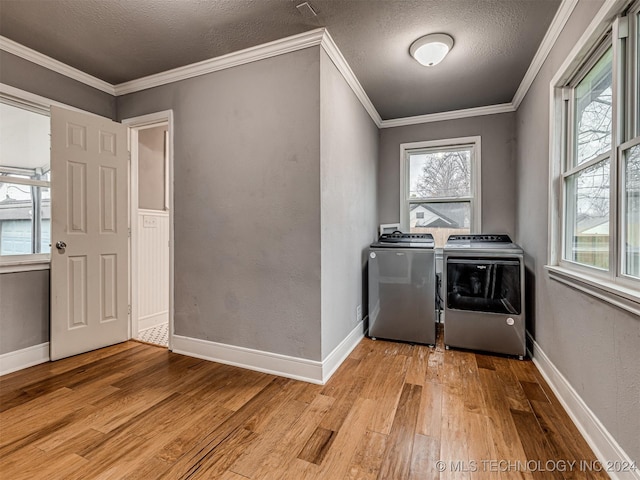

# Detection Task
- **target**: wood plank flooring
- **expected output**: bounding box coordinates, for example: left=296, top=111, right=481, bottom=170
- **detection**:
left=0, top=330, right=608, bottom=479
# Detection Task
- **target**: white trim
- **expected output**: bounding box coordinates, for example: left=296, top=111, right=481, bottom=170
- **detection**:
left=123, top=110, right=175, bottom=351
left=0, top=4, right=615, bottom=129
left=0, top=85, right=98, bottom=274
left=0, top=36, right=114, bottom=95
left=1, top=16, right=576, bottom=131
left=548, top=84, right=563, bottom=266
left=547, top=0, right=640, bottom=295
left=172, top=323, right=364, bottom=385
left=380, top=103, right=515, bottom=129
left=545, top=265, right=640, bottom=316
left=172, top=335, right=325, bottom=384
left=138, top=311, right=169, bottom=331
left=0, top=343, right=49, bottom=376
left=0, top=258, right=50, bottom=273
left=319, top=31, right=382, bottom=127
left=0, top=176, right=49, bottom=187
left=321, top=322, right=364, bottom=382
left=512, top=0, right=579, bottom=109
left=0, top=83, right=110, bottom=117
left=121, top=111, right=171, bottom=129
left=114, top=29, right=326, bottom=96
left=399, top=136, right=482, bottom=233
left=137, top=208, right=169, bottom=216
left=551, top=0, right=628, bottom=88
left=527, top=333, right=640, bottom=480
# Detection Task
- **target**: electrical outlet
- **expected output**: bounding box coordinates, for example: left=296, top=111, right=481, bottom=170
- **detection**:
left=356, top=304, right=362, bottom=324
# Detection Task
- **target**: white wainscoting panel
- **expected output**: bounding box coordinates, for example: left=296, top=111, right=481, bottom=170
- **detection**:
left=137, top=210, right=170, bottom=330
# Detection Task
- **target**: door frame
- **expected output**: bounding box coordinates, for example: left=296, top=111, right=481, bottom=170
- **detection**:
left=122, top=110, right=174, bottom=350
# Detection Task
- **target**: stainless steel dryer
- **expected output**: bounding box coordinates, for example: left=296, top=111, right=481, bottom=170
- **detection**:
left=368, top=232, right=436, bottom=345
left=443, top=234, right=525, bottom=359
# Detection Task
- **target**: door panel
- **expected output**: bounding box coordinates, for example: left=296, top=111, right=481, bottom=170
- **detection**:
left=50, top=106, right=129, bottom=361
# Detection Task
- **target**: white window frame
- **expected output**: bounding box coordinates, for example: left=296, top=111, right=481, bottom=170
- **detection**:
left=0, top=84, right=84, bottom=273
left=547, top=0, right=640, bottom=316
left=399, top=136, right=482, bottom=237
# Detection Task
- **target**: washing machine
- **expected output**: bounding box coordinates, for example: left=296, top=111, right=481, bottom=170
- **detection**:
left=368, top=232, right=436, bottom=345
left=443, top=234, right=525, bottom=359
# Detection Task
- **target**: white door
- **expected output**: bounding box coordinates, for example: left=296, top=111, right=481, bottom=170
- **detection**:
left=50, top=106, right=129, bottom=361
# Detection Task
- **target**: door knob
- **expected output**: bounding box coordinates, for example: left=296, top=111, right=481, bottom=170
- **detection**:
left=55, top=241, right=67, bottom=250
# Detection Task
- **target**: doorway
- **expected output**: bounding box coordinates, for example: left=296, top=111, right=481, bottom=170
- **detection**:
left=124, top=111, right=174, bottom=349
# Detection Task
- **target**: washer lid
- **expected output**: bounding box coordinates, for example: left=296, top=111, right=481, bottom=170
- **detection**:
left=371, top=231, right=435, bottom=249
left=444, top=234, right=522, bottom=253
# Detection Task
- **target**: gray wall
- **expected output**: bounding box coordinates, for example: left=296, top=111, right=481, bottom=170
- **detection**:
left=378, top=113, right=517, bottom=237
left=0, top=51, right=116, bottom=119
left=515, top=0, right=640, bottom=462
left=0, top=270, right=49, bottom=354
left=118, top=47, right=324, bottom=360
left=319, top=50, right=378, bottom=358
left=138, top=126, right=167, bottom=211
left=0, top=55, right=116, bottom=355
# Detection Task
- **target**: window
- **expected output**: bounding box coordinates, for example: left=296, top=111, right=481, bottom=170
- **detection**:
left=550, top=1, right=640, bottom=310
left=564, top=44, right=613, bottom=270
left=400, top=137, right=481, bottom=247
left=0, top=100, right=51, bottom=259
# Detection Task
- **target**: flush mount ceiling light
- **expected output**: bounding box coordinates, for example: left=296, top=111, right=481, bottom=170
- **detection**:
left=410, top=33, right=454, bottom=67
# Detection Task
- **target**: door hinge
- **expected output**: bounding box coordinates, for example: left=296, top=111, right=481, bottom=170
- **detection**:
left=128, top=227, right=131, bottom=238
left=128, top=305, right=131, bottom=315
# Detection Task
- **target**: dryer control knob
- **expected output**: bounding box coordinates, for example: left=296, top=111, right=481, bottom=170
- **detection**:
left=506, top=317, right=515, bottom=326
left=370, top=252, right=376, bottom=259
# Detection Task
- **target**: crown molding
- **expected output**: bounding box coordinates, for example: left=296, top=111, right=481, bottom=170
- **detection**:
left=512, top=0, right=579, bottom=109
left=1, top=3, right=580, bottom=128
left=114, top=28, right=326, bottom=96
left=0, top=36, right=115, bottom=95
left=380, top=102, right=516, bottom=128
left=319, top=30, right=382, bottom=127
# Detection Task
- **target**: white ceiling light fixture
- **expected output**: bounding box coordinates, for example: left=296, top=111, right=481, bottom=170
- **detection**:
left=410, top=33, right=454, bottom=67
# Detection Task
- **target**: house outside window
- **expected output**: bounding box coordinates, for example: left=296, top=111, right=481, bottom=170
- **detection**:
left=400, top=137, right=481, bottom=248
left=0, top=100, right=51, bottom=260
left=548, top=0, right=640, bottom=312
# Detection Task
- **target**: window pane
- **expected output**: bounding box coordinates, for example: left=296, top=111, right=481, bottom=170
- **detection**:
left=0, top=182, right=50, bottom=255
left=0, top=102, right=50, bottom=257
left=623, top=145, right=640, bottom=278
left=565, top=159, right=610, bottom=269
left=0, top=102, right=50, bottom=171
left=409, top=149, right=471, bottom=198
left=409, top=201, right=470, bottom=247
left=574, top=48, right=613, bottom=165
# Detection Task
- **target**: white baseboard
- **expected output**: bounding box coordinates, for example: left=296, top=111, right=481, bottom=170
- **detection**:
left=321, top=321, right=364, bottom=383
left=172, top=322, right=364, bottom=385
left=138, top=312, right=169, bottom=331
left=527, top=332, right=639, bottom=480
left=0, top=342, right=50, bottom=376
left=172, top=335, right=325, bottom=384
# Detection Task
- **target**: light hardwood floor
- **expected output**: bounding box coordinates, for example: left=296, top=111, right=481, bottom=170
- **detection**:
left=0, top=329, right=608, bottom=479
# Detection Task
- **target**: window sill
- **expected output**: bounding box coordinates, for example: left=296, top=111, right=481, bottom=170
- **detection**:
left=0, top=256, right=50, bottom=274
left=545, top=265, right=640, bottom=317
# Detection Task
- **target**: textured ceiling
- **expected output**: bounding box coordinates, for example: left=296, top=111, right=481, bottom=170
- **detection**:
left=0, top=0, right=561, bottom=120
